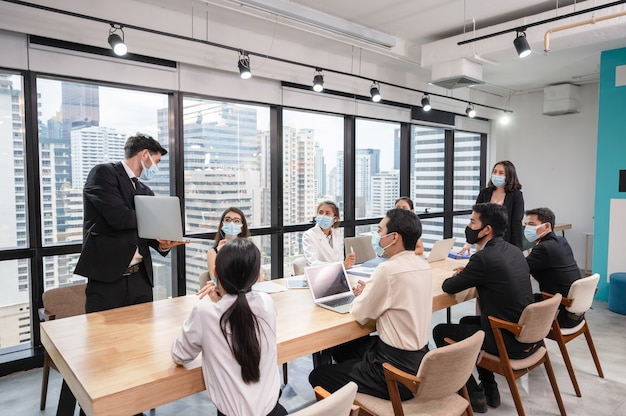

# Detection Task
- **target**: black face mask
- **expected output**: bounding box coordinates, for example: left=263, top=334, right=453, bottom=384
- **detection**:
left=465, top=225, right=486, bottom=244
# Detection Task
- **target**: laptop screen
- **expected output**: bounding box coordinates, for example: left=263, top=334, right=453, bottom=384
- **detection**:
left=305, top=262, right=351, bottom=300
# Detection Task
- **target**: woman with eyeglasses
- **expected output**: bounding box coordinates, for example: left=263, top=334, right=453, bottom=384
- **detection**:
left=207, top=207, right=251, bottom=276
left=303, top=200, right=356, bottom=269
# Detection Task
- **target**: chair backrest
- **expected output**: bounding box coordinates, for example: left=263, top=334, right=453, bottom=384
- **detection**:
left=517, top=293, right=562, bottom=344
left=566, top=273, right=600, bottom=314
left=41, top=283, right=87, bottom=320
left=291, top=381, right=358, bottom=416
left=414, top=330, right=485, bottom=401
left=199, top=271, right=210, bottom=287
left=344, top=236, right=376, bottom=264
left=292, top=256, right=307, bottom=276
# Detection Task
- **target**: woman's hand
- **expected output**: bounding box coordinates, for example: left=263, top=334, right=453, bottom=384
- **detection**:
left=197, top=280, right=222, bottom=302
left=215, top=239, right=228, bottom=252
left=457, top=242, right=472, bottom=255
left=344, top=252, right=356, bottom=269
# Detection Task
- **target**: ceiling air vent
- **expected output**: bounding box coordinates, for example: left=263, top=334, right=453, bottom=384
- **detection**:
left=429, top=58, right=484, bottom=90
left=429, top=75, right=484, bottom=90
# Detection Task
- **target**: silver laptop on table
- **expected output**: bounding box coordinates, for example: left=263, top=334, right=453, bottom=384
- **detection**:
left=304, top=262, right=356, bottom=314
left=426, top=237, right=456, bottom=263
left=135, top=195, right=189, bottom=242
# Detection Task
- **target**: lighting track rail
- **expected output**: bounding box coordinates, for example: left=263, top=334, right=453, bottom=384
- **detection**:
left=3, top=0, right=510, bottom=114
left=457, top=0, right=626, bottom=46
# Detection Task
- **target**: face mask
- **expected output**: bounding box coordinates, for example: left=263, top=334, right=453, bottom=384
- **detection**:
left=221, top=222, right=242, bottom=238
left=140, top=152, right=159, bottom=181
left=371, top=232, right=394, bottom=257
left=315, top=215, right=335, bottom=229
left=491, top=175, right=506, bottom=188
left=524, top=224, right=545, bottom=243
left=465, top=225, right=486, bottom=245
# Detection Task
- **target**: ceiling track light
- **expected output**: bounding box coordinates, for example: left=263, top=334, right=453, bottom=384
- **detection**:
left=370, top=81, right=381, bottom=102
left=312, top=69, right=324, bottom=92
left=513, top=31, right=532, bottom=58
left=466, top=103, right=476, bottom=118
left=421, top=94, right=431, bottom=111
left=107, top=24, right=127, bottom=56
left=238, top=50, right=252, bottom=79
left=500, top=111, right=511, bottom=125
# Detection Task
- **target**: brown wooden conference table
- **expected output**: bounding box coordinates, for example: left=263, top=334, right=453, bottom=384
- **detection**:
left=40, top=258, right=472, bottom=416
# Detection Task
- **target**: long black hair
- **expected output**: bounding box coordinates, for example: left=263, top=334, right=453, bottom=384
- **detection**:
left=215, top=238, right=262, bottom=384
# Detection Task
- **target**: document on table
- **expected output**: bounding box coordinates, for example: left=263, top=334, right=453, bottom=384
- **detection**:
left=252, top=280, right=288, bottom=293
left=347, top=266, right=375, bottom=278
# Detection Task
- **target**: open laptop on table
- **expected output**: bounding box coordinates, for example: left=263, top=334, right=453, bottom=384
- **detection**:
left=135, top=195, right=189, bottom=242
left=304, top=261, right=355, bottom=314
left=426, top=237, right=456, bottom=263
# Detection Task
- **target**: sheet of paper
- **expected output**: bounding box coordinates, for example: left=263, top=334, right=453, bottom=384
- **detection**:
left=346, top=266, right=375, bottom=278
left=252, top=280, right=288, bottom=293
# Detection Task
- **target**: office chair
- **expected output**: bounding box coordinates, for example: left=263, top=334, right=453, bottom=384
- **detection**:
left=477, top=294, right=566, bottom=416
left=544, top=273, right=604, bottom=397
left=39, top=283, right=87, bottom=410
left=354, top=331, right=485, bottom=416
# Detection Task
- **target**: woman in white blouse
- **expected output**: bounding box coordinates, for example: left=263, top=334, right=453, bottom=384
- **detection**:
left=302, top=200, right=355, bottom=269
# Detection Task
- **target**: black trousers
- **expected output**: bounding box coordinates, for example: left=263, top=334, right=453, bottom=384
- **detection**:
left=56, top=267, right=152, bottom=416
left=432, top=316, right=494, bottom=392
left=216, top=393, right=287, bottom=416
left=309, top=335, right=428, bottom=401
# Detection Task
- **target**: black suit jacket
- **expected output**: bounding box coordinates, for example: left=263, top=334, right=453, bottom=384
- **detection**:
left=442, top=236, right=534, bottom=355
left=527, top=231, right=582, bottom=296
left=476, top=187, right=524, bottom=250
left=74, top=162, right=165, bottom=285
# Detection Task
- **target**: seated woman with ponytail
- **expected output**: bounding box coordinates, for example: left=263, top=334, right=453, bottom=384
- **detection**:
left=172, top=238, right=287, bottom=416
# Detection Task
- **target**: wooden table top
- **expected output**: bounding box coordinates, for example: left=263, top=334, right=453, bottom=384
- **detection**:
left=40, top=257, right=470, bottom=416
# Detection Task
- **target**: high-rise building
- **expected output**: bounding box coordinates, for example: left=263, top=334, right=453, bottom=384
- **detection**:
left=371, top=170, right=399, bottom=217
left=70, top=127, right=124, bottom=187
left=314, top=142, right=326, bottom=198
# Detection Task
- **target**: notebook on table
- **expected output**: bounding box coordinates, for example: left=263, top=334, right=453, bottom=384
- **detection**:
left=426, top=237, right=456, bottom=263
left=304, top=261, right=355, bottom=314
left=135, top=195, right=189, bottom=242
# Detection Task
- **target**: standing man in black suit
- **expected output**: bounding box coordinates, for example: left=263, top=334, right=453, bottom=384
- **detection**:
left=57, top=133, right=186, bottom=416
left=433, top=203, right=536, bottom=413
left=524, top=207, right=583, bottom=328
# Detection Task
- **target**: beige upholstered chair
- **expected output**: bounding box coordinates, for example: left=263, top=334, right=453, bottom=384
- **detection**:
left=544, top=273, right=604, bottom=397
left=39, top=283, right=87, bottom=410
left=344, top=235, right=377, bottom=264
left=292, top=256, right=307, bottom=276
left=477, top=294, right=566, bottom=416
left=291, top=381, right=359, bottom=416
left=354, top=330, right=485, bottom=416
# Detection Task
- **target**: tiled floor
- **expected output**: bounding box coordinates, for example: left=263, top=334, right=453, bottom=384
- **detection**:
left=2, top=299, right=625, bottom=415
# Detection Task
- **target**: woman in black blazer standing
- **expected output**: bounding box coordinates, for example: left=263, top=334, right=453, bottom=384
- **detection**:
left=460, top=160, right=524, bottom=253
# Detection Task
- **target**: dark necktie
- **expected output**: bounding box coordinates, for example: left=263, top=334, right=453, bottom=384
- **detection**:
left=132, top=177, right=147, bottom=195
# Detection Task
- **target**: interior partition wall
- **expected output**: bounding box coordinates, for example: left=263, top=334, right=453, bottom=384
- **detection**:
left=0, top=62, right=487, bottom=375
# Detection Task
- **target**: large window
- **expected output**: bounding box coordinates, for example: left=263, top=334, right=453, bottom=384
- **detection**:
left=410, top=126, right=445, bottom=216
left=36, top=78, right=171, bottom=295
left=181, top=98, right=271, bottom=292
left=453, top=131, right=482, bottom=246
left=355, top=119, right=400, bottom=220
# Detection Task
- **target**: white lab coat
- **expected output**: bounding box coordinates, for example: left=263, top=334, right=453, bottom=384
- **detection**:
left=302, top=225, right=345, bottom=266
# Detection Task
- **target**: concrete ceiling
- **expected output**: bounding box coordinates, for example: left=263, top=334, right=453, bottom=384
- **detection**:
left=133, top=0, right=626, bottom=96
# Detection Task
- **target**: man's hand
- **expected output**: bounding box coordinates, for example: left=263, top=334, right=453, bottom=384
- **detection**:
left=344, top=252, right=356, bottom=269
left=352, top=279, right=367, bottom=296
left=157, top=239, right=189, bottom=251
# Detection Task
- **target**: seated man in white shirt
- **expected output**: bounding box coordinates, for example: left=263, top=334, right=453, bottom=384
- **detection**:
left=308, top=208, right=433, bottom=400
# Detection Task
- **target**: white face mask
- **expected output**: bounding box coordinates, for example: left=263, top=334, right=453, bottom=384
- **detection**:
left=524, top=223, right=546, bottom=243
left=140, top=152, right=159, bottom=181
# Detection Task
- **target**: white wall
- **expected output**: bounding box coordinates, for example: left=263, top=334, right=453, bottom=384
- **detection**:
left=491, top=83, right=599, bottom=266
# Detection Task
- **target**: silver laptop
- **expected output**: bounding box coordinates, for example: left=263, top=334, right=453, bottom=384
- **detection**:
left=304, top=262, right=355, bottom=314
left=426, top=237, right=457, bottom=263
left=344, top=235, right=376, bottom=265
left=135, top=195, right=188, bottom=242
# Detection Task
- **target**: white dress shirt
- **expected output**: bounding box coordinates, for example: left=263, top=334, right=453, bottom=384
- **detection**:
left=172, top=292, right=281, bottom=416
left=350, top=250, right=433, bottom=350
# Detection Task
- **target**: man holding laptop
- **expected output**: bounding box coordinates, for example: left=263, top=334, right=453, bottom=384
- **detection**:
left=58, top=133, right=186, bottom=416
left=308, top=208, right=433, bottom=400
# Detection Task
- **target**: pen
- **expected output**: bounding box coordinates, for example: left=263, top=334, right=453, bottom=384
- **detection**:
left=351, top=246, right=354, bottom=254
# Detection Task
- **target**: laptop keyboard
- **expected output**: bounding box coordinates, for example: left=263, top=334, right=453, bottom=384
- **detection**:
left=322, top=295, right=355, bottom=307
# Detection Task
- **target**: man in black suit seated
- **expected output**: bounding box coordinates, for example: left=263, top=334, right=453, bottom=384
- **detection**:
left=433, top=203, right=536, bottom=413
left=524, top=207, right=583, bottom=328
left=57, top=133, right=186, bottom=416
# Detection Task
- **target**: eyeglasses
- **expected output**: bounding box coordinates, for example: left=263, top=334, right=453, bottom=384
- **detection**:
left=223, top=217, right=242, bottom=224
